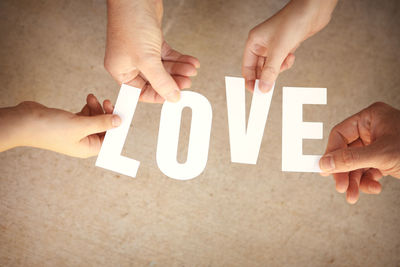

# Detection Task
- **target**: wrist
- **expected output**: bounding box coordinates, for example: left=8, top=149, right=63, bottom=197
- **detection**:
left=0, top=104, right=29, bottom=151
left=288, top=0, right=338, bottom=36
left=5, top=101, right=47, bottom=150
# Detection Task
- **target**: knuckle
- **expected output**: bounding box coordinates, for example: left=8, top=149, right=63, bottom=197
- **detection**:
left=138, top=52, right=159, bottom=64
left=242, top=70, right=256, bottom=80
left=138, top=56, right=160, bottom=72
left=96, top=116, right=110, bottom=130
left=248, top=28, right=259, bottom=42
left=368, top=101, right=391, bottom=114
left=17, top=101, right=46, bottom=119
left=263, top=65, right=278, bottom=76
left=103, top=57, right=113, bottom=73
left=366, top=101, right=392, bottom=122
left=18, top=101, right=37, bottom=108
left=368, top=101, right=389, bottom=115
left=341, top=148, right=359, bottom=168
left=136, top=54, right=148, bottom=65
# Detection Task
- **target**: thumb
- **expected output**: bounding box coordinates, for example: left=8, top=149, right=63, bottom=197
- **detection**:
left=259, top=50, right=287, bottom=92
left=319, top=144, right=382, bottom=173
left=139, top=58, right=181, bottom=102
left=78, top=114, right=121, bottom=136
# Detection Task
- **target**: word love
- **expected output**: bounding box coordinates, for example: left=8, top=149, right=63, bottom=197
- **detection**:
left=96, top=77, right=327, bottom=180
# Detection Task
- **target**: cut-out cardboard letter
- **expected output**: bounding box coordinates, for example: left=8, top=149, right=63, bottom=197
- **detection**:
left=96, top=84, right=141, bottom=178
left=225, top=77, right=274, bottom=164
left=156, top=91, right=212, bottom=180
left=282, top=87, right=327, bottom=172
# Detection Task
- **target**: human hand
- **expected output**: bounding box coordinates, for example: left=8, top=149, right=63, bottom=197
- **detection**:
left=319, top=102, right=400, bottom=204
left=105, top=0, right=200, bottom=103
left=242, top=0, right=337, bottom=92
left=0, top=94, right=121, bottom=158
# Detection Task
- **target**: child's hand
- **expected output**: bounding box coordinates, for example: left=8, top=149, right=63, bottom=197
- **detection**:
left=0, top=94, right=121, bottom=158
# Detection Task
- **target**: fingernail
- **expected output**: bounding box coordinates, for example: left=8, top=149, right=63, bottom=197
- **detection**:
left=347, top=197, right=357, bottom=205
left=245, top=80, right=254, bottom=92
left=259, top=80, right=273, bottom=93
left=166, top=90, right=181, bottom=102
left=112, top=115, right=121, bottom=127
left=320, top=154, right=335, bottom=172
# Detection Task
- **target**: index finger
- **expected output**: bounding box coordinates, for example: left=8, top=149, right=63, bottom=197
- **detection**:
left=242, top=42, right=259, bottom=92
left=322, top=112, right=363, bottom=194
left=161, top=43, right=200, bottom=68
left=325, top=112, right=363, bottom=154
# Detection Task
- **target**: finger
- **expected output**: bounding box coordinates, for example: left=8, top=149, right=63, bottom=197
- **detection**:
left=320, top=110, right=375, bottom=173
left=78, top=104, right=90, bottom=116
left=162, top=61, right=197, bottom=77
left=346, top=169, right=362, bottom=204
left=78, top=114, right=121, bottom=136
left=333, top=173, right=349, bottom=193
left=103, top=99, right=114, bottom=114
left=125, top=75, right=147, bottom=90
left=360, top=168, right=382, bottom=194
left=331, top=139, right=364, bottom=193
left=259, top=50, right=288, bottom=92
left=173, top=75, right=191, bottom=89
left=319, top=142, right=383, bottom=174
left=87, top=94, right=104, bottom=116
left=79, top=134, right=102, bottom=157
left=246, top=80, right=256, bottom=93
left=161, top=42, right=200, bottom=68
left=256, top=56, right=265, bottom=80
left=324, top=111, right=371, bottom=154
left=368, top=168, right=383, bottom=181
left=125, top=75, right=163, bottom=103
left=280, top=53, right=295, bottom=73
left=126, top=65, right=192, bottom=98
left=138, top=75, right=191, bottom=103
left=106, top=65, right=141, bottom=86
left=139, top=58, right=181, bottom=102
left=139, top=83, right=166, bottom=104
left=242, top=42, right=258, bottom=92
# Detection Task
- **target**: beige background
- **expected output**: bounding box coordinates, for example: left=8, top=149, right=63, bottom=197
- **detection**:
left=1, top=0, right=400, bottom=266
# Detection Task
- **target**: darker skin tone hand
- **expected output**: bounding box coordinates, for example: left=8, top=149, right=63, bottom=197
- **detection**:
left=320, top=102, right=400, bottom=204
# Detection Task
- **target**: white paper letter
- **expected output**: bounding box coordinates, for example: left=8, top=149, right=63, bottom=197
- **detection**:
left=156, top=91, right=212, bottom=180
left=96, top=84, right=141, bottom=178
left=225, top=77, right=274, bottom=164
left=282, top=87, right=327, bottom=172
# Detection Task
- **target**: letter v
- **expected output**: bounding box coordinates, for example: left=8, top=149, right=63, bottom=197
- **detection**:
left=225, top=77, right=274, bottom=164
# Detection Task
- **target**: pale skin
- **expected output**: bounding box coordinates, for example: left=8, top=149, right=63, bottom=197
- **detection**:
left=319, top=102, right=400, bottom=204
left=3, top=0, right=398, bottom=204
left=106, top=0, right=338, bottom=100
left=105, top=0, right=200, bottom=103
left=242, top=0, right=339, bottom=92
left=0, top=94, right=121, bottom=158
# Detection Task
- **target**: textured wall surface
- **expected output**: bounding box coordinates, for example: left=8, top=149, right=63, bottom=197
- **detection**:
left=0, top=0, right=400, bottom=266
